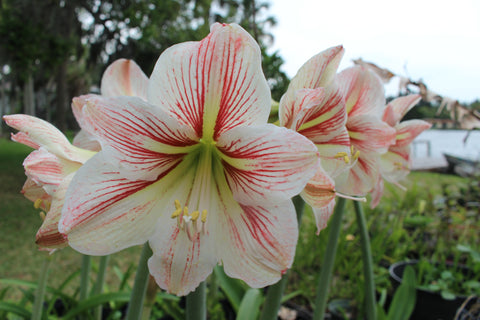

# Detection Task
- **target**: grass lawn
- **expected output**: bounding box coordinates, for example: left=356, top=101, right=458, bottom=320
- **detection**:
left=0, top=136, right=477, bottom=316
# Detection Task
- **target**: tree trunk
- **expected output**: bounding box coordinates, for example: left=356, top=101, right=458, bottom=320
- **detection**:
left=55, top=60, right=68, bottom=132
left=23, top=72, right=35, bottom=116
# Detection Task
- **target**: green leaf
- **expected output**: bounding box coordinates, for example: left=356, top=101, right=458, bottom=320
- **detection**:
left=62, top=292, right=131, bottom=319
left=0, top=301, right=31, bottom=318
left=387, top=265, right=416, bottom=320
left=440, top=290, right=456, bottom=300
left=214, top=266, right=247, bottom=312
left=236, top=288, right=263, bottom=320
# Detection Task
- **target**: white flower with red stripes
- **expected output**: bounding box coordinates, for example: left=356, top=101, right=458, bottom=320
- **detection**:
left=59, top=23, right=319, bottom=295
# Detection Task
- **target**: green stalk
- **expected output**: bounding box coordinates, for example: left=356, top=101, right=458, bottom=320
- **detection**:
left=32, top=255, right=52, bottom=320
left=186, top=281, right=206, bottom=320
left=94, top=255, right=110, bottom=320
left=259, top=195, right=305, bottom=320
left=126, top=243, right=153, bottom=320
left=353, top=200, right=377, bottom=320
left=79, top=255, right=91, bottom=301
left=141, top=275, right=158, bottom=320
left=312, top=197, right=347, bottom=320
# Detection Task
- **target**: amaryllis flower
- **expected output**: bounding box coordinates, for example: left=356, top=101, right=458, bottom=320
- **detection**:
left=73, top=59, right=149, bottom=151
left=370, top=94, right=432, bottom=207
left=278, top=45, right=354, bottom=233
left=335, top=66, right=397, bottom=196
left=60, top=23, right=319, bottom=295
left=3, top=115, right=95, bottom=250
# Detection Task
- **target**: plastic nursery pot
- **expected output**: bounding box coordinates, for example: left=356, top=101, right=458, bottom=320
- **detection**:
left=389, top=260, right=472, bottom=320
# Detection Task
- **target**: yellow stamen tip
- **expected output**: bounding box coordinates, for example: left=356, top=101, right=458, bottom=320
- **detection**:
left=34, top=198, right=43, bottom=209
left=174, top=199, right=182, bottom=210
left=354, top=151, right=360, bottom=160
left=344, top=156, right=350, bottom=163
left=171, top=208, right=182, bottom=219
left=201, top=210, right=207, bottom=223
left=183, top=207, right=189, bottom=216
left=191, top=211, right=200, bottom=221
left=39, top=211, right=46, bottom=221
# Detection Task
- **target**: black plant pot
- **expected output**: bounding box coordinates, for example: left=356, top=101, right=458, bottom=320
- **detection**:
left=389, top=260, right=471, bottom=320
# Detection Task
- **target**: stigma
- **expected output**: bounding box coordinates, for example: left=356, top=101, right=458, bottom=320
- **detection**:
left=171, top=200, right=207, bottom=241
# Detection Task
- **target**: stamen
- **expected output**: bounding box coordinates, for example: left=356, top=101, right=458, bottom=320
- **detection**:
left=34, top=198, right=43, bottom=209
left=170, top=200, right=208, bottom=240
left=39, top=211, right=46, bottom=221
left=334, top=152, right=351, bottom=164
left=335, top=191, right=367, bottom=202
left=353, top=150, right=360, bottom=160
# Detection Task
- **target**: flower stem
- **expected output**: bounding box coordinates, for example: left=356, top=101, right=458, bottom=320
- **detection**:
left=94, top=255, right=110, bottom=320
left=259, top=195, right=305, bottom=320
left=353, top=200, right=377, bottom=320
left=126, top=243, right=153, bottom=320
left=141, top=275, right=158, bottom=320
left=79, top=255, right=91, bottom=301
left=186, top=281, right=206, bottom=320
left=32, top=255, right=52, bottom=320
left=312, top=197, right=347, bottom=320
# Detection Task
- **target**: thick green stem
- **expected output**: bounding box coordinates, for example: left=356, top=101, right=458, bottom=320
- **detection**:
left=354, top=201, right=377, bottom=320
left=186, top=281, right=206, bottom=320
left=312, top=197, right=347, bottom=320
left=94, top=255, right=110, bottom=320
left=259, top=195, right=305, bottom=320
left=32, top=256, right=52, bottom=320
left=79, top=255, right=91, bottom=301
left=141, top=275, right=158, bottom=320
left=126, top=243, right=153, bottom=320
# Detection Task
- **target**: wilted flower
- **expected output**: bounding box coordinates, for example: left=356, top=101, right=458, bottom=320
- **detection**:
left=59, top=23, right=319, bottom=295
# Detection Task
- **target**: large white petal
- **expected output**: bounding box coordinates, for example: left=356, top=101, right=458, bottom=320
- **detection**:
left=59, top=152, right=163, bottom=255
left=217, top=124, right=319, bottom=205
left=217, top=199, right=298, bottom=288
left=73, top=95, right=198, bottom=181
left=148, top=23, right=271, bottom=139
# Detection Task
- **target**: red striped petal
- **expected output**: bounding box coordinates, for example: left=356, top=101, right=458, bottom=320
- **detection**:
left=100, top=59, right=148, bottom=99
left=148, top=23, right=271, bottom=139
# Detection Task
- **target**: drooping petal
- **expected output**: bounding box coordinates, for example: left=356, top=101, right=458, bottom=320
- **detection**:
left=36, top=174, right=74, bottom=250
left=337, top=66, right=385, bottom=117
left=369, top=176, right=384, bottom=209
left=300, top=166, right=336, bottom=233
left=101, top=59, right=149, bottom=100
left=23, top=149, right=82, bottom=196
left=217, top=124, right=319, bottom=206
left=59, top=152, right=163, bottom=255
left=147, top=23, right=271, bottom=139
left=347, top=114, right=396, bottom=154
left=394, top=119, right=432, bottom=147
left=3, top=114, right=94, bottom=163
left=10, top=131, right=39, bottom=149
left=72, top=95, right=198, bottom=181
left=279, top=46, right=344, bottom=126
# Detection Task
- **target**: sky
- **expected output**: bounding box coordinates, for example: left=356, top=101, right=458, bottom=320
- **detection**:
left=268, top=0, right=480, bottom=103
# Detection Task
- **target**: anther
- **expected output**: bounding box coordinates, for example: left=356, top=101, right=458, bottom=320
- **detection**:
left=191, top=211, right=200, bottom=221
left=34, top=198, right=43, bottom=209
left=201, top=210, right=207, bottom=223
